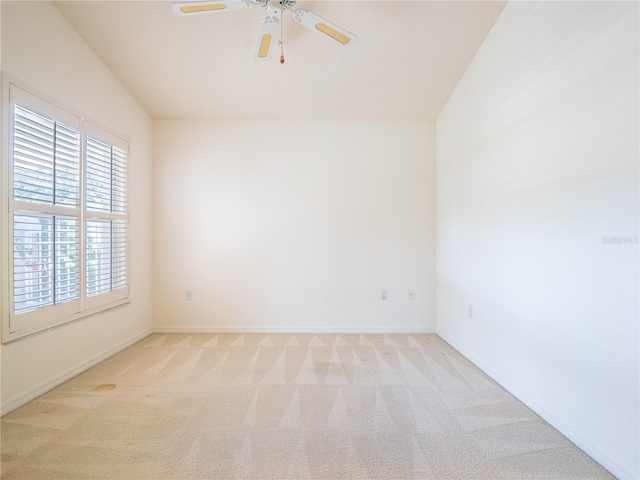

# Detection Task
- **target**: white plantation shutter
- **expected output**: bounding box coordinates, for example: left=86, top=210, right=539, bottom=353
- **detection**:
left=5, top=84, right=129, bottom=341
left=84, top=219, right=126, bottom=295
left=10, top=96, right=82, bottom=327
left=13, top=214, right=79, bottom=313
left=86, top=137, right=127, bottom=213
left=84, top=131, right=128, bottom=300
left=13, top=107, right=56, bottom=204
left=86, top=137, right=113, bottom=212
left=13, top=213, right=54, bottom=312
left=13, top=105, right=81, bottom=206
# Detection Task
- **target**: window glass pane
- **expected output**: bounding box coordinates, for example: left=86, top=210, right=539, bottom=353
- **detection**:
left=55, top=216, right=79, bottom=303
left=86, top=137, right=112, bottom=212
left=13, top=213, right=54, bottom=312
left=86, top=219, right=111, bottom=296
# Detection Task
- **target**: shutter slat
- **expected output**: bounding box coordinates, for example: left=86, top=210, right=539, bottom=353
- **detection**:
left=15, top=107, right=55, bottom=133
left=14, top=171, right=54, bottom=189
left=13, top=137, right=55, bottom=160
left=86, top=164, right=111, bottom=176
left=13, top=153, right=55, bottom=173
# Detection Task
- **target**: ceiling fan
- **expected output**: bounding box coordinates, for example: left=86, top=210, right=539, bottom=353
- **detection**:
left=172, top=0, right=357, bottom=63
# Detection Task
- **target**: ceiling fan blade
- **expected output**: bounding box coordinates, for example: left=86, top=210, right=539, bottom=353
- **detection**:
left=172, top=0, right=251, bottom=16
left=255, top=16, right=280, bottom=60
left=292, top=9, right=357, bottom=47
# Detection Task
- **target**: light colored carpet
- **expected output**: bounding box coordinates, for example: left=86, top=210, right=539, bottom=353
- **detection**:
left=1, top=333, right=613, bottom=479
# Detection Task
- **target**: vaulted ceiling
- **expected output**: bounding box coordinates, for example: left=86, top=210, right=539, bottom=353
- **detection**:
left=54, top=1, right=506, bottom=120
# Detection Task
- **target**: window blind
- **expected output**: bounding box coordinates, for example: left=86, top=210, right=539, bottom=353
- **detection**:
left=5, top=84, right=130, bottom=341
left=86, top=137, right=127, bottom=213
left=13, top=105, right=81, bottom=207
left=85, top=133, right=128, bottom=298
left=13, top=213, right=80, bottom=313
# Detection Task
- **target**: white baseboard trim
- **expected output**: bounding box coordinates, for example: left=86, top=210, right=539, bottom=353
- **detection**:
left=436, top=329, right=636, bottom=480
left=153, top=326, right=437, bottom=334
left=1, top=328, right=153, bottom=417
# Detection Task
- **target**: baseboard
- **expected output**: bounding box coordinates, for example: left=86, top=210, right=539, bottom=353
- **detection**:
left=436, top=329, right=636, bottom=480
left=153, top=326, right=437, bottom=334
left=1, top=328, right=153, bottom=416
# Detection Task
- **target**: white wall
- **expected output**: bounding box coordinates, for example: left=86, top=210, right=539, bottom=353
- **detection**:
left=153, top=120, right=435, bottom=333
left=436, top=2, right=639, bottom=479
left=1, top=1, right=153, bottom=413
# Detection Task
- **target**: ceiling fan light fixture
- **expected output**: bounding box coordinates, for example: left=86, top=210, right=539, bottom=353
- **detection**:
left=172, top=0, right=357, bottom=61
left=315, top=22, right=350, bottom=45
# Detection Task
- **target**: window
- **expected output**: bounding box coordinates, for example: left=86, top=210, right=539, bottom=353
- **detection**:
left=3, top=83, right=129, bottom=342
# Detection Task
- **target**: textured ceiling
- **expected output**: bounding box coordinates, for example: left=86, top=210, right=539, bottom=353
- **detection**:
left=54, top=1, right=506, bottom=120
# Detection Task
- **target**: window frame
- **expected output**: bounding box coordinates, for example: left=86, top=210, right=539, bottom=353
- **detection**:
left=1, top=78, right=131, bottom=343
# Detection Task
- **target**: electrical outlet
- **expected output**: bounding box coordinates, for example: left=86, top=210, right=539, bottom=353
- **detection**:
left=381, top=289, right=388, bottom=301
left=185, top=289, right=193, bottom=301
left=408, top=289, right=416, bottom=300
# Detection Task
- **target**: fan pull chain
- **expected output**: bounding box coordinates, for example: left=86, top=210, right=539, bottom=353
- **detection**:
left=279, top=1, right=285, bottom=64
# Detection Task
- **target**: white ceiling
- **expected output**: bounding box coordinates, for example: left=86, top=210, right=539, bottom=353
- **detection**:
left=54, top=0, right=506, bottom=120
